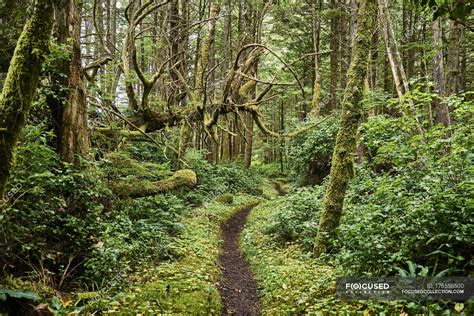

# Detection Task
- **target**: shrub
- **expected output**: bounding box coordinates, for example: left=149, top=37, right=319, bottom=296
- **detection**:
left=263, top=95, right=473, bottom=277
left=287, top=115, right=339, bottom=185
left=250, top=161, right=283, bottom=178
left=266, top=186, right=324, bottom=249
left=183, top=149, right=262, bottom=198
left=84, top=194, right=188, bottom=282
left=0, top=127, right=190, bottom=288
left=0, top=141, right=111, bottom=288
left=215, top=193, right=234, bottom=204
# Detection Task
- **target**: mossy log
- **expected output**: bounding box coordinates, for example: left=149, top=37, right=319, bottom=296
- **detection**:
left=110, top=169, right=197, bottom=198
left=313, top=0, right=376, bottom=256
left=0, top=0, right=55, bottom=197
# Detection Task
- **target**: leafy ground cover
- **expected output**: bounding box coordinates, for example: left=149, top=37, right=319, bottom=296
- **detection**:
left=78, top=195, right=260, bottom=314
left=241, top=196, right=473, bottom=315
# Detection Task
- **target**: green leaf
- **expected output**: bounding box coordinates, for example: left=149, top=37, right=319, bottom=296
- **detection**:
left=0, top=289, right=40, bottom=301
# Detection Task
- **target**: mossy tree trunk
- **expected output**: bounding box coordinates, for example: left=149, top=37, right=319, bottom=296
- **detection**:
left=48, top=0, right=90, bottom=164
left=58, top=0, right=90, bottom=163
left=314, top=0, right=376, bottom=256
left=0, top=0, right=56, bottom=198
left=446, top=17, right=462, bottom=95
left=178, top=1, right=220, bottom=162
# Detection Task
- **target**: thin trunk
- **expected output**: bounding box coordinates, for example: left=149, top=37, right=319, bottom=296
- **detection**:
left=279, top=101, right=285, bottom=173
left=327, top=0, right=339, bottom=113
left=378, top=0, right=403, bottom=101
left=168, top=0, right=180, bottom=106
left=194, top=2, right=220, bottom=106
left=314, top=0, right=375, bottom=256
left=243, top=113, right=253, bottom=169
left=369, top=29, right=378, bottom=89
left=379, top=0, right=424, bottom=136
left=221, top=0, right=232, bottom=162
left=446, top=19, right=462, bottom=95
left=310, top=0, right=321, bottom=115
left=340, top=0, right=349, bottom=91
left=406, top=6, right=416, bottom=78
left=432, top=17, right=451, bottom=131
left=381, top=0, right=410, bottom=96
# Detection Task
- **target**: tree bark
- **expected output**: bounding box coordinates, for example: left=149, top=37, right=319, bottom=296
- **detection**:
left=327, top=0, right=340, bottom=113
left=59, top=0, right=90, bottom=163
left=48, top=0, right=90, bottom=164
left=446, top=19, right=462, bottom=95
left=0, top=0, right=56, bottom=197
left=432, top=17, right=451, bottom=131
left=310, top=0, right=322, bottom=115
left=314, top=0, right=375, bottom=256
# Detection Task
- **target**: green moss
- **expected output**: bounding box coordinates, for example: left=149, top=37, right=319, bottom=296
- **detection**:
left=110, top=169, right=197, bottom=198
left=214, top=193, right=234, bottom=204
left=241, top=200, right=352, bottom=314
left=81, top=195, right=259, bottom=314
left=102, top=152, right=171, bottom=181
left=241, top=199, right=458, bottom=314
left=0, top=276, right=55, bottom=310
left=314, top=0, right=376, bottom=256
left=0, top=0, right=55, bottom=196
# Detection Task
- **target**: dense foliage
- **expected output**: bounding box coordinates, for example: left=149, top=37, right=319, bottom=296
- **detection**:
left=0, top=0, right=472, bottom=313
left=287, top=115, right=339, bottom=185
left=264, top=92, right=473, bottom=277
left=0, top=126, right=261, bottom=294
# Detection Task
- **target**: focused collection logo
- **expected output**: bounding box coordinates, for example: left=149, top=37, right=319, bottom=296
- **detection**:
left=336, top=277, right=473, bottom=300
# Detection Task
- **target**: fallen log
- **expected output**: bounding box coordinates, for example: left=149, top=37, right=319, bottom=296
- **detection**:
left=110, top=169, right=197, bottom=198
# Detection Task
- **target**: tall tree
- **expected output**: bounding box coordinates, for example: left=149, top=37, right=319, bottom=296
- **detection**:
left=431, top=17, right=451, bottom=131
left=310, top=0, right=322, bottom=115
left=314, top=0, right=376, bottom=256
left=0, top=0, right=56, bottom=197
left=48, top=0, right=90, bottom=164
left=59, top=0, right=90, bottom=163
left=446, top=19, right=462, bottom=95
left=327, top=0, right=340, bottom=113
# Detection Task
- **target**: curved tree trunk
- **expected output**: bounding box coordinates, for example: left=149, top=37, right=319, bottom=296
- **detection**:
left=0, top=0, right=55, bottom=197
left=314, top=0, right=376, bottom=256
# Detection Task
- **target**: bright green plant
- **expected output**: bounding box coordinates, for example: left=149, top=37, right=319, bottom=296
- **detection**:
left=287, top=115, right=339, bottom=185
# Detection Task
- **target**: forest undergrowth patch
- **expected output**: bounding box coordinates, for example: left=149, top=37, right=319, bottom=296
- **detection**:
left=79, top=195, right=260, bottom=314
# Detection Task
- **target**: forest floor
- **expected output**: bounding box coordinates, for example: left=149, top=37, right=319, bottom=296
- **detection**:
left=218, top=203, right=260, bottom=315
left=272, top=180, right=288, bottom=196
left=217, top=180, right=288, bottom=315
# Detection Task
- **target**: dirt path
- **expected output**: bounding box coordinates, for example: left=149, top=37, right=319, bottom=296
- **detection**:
left=218, top=204, right=260, bottom=315
left=273, top=181, right=287, bottom=196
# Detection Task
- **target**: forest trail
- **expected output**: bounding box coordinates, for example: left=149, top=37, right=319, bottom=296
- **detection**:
left=273, top=181, right=288, bottom=196
left=218, top=204, right=260, bottom=315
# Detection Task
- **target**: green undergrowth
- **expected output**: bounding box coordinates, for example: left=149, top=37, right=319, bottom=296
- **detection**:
left=241, top=198, right=471, bottom=315
left=80, top=194, right=260, bottom=314
left=242, top=199, right=354, bottom=314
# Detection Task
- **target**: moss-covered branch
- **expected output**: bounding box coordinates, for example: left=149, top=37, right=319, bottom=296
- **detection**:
left=110, top=169, right=197, bottom=198
left=0, top=0, right=55, bottom=197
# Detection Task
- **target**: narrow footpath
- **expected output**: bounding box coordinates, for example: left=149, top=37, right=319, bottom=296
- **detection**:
left=218, top=204, right=260, bottom=315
